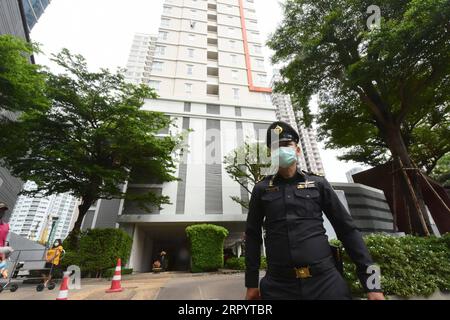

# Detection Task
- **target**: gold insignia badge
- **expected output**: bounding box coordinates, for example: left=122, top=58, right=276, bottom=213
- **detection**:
left=273, top=125, right=283, bottom=135
left=297, top=181, right=316, bottom=189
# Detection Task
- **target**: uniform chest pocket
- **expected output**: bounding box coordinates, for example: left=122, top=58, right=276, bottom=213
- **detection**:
left=293, top=188, right=322, bottom=217
left=261, top=191, right=284, bottom=221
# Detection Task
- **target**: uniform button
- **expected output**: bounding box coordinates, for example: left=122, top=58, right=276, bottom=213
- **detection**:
left=287, top=196, right=291, bottom=199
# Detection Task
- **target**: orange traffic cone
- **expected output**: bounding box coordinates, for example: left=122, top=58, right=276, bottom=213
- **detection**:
left=56, top=271, right=71, bottom=300
left=106, top=258, right=123, bottom=293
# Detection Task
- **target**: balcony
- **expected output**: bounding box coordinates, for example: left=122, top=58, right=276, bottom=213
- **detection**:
left=207, top=51, right=218, bottom=61
left=207, top=66, right=219, bottom=77
left=207, top=14, right=217, bottom=21
left=208, top=31, right=218, bottom=40
left=207, top=84, right=219, bottom=96
left=207, top=25, right=218, bottom=33
left=207, top=76, right=219, bottom=85
left=207, top=59, right=218, bottom=68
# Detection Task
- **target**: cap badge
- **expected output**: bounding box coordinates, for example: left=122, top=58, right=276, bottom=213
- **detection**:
left=274, top=125, right=283, bottom=135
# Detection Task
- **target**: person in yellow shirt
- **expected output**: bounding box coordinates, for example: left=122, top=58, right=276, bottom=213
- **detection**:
left=43, top=239, right=64, bottom=286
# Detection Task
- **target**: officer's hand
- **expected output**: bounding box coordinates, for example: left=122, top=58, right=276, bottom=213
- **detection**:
left=367, top=292, right=385, bottom=300
left=245, top=288, right=261, bottom=300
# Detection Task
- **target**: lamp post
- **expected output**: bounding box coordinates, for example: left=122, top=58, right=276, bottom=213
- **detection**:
left=46, top=216, right=59, bottom=248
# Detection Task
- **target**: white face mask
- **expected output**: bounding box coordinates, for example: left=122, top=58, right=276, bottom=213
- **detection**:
left=271, top=146, right=298, bottom=168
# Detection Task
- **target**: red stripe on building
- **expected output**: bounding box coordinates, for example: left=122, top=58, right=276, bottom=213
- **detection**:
left=238, top=0, right=272, bottom=93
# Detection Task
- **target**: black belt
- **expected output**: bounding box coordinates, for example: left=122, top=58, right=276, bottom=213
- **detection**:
left=267, top=255, right=336, bottom=279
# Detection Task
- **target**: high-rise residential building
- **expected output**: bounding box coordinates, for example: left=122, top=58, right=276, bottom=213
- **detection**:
left=10, top=182, right=79, bottom=242
left=85, top=0, right=278, bottom=272
left=125, top=33, right=158, bottom=85
left=271, top=69, right=325, bottom=176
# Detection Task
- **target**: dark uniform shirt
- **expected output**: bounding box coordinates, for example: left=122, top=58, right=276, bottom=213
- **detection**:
left=245, top=169, right=377, bottom=292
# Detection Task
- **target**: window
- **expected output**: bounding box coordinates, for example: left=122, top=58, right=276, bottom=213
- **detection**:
left=254, top=45, right=262, bottom=54
left=207, top=104, right=220, bottom=115
left=159, top=31, right=168, bottom=40
left=228, top=28, right=234, bottom=36
left=185, top=83, right=192, bottom=94
left=190, top=20, right=196, bottom=29
left=230, top=40, right=236, bottom=49
left=231, top=54, right=237, bottom=64
left=156, top=46, right=166, bottom=55
left=149, top=81, right=161, bottom=92
left=233, top=88, right=240, bottom=100
left=258, top=74, right=267, bottom=83
left=188, top=48, right=194, bottom=58
left=187, top=64, right=194, bottom=75
left=162, top=18, right=170, bottom=27
left=188, top=34, right=195, bottom=41
left=163, top=6, right=172, bottom=14
left=153, top=61, right=163, bottom=72
left=256, top=59, right=264, bottom=68
left=232, top=70, right=238, bottom=80
left=184, top=102, right=191, bottom=112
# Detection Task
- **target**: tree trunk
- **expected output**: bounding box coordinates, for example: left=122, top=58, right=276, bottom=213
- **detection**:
left=385, top=126, right=431, bottom=236
left=65, top=195, right=96, bottom=249
left=73, top=196, right=95, bottom=232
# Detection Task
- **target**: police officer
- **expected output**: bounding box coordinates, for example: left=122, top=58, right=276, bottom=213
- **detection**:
left=245, top=121, right=385, bottom=300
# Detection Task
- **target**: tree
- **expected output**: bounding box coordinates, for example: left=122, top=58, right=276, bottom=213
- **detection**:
left=0, top=49, right=182, bottom=241
left=431, top=153, right=450, bottom=188
left=316, top=90, right=450, bottom=174
left=268, top=0, right=450, bottom=235
left=0, top=35, right=48, bottom=119
left=223, top=142, right=270, bottom=209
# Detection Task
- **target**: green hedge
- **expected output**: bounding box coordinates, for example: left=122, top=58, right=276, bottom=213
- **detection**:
left=103, top=268, right=134, bottom=278
left=186, top=224, right=229, bottom=273
left=225, top=256, right=267, bottom=270
left=331, top=233, right=450, bottom=298
left=61, top=228, right=133, bottom=278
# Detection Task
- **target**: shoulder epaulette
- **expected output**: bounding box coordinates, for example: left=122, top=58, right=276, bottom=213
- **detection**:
left=303, top=170, right=325, bottom=177
left=256, top=175, right=268, bottom=184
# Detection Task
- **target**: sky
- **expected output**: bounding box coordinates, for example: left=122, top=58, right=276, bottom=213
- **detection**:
left=30, top=0, right=370, bottom=182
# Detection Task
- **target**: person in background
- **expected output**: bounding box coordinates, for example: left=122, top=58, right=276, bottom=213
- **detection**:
left=43, top=239, right=64, bottom=286
left=160, top=250, right=167, bottom=271
left=0, top=203, right=10, bottom=247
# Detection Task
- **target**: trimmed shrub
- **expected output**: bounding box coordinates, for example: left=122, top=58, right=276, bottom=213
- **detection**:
left=333, top=233, right=450, bottom=298
left=61, top=228, right=132, bottom=278
left=186, top=224, right=229, bottom=273
left=224, top=256, right=267, bottom=270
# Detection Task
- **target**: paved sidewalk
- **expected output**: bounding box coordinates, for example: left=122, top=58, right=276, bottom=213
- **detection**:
left=0, top=272, right=174, bottom=300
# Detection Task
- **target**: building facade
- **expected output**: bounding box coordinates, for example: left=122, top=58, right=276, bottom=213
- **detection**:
left=0, top=0, right=35, bottom=217
left=9, top=182, right=79, bottom=242
left=87, top=0, right=278, bottom=272
left=271, top=69, right=325, bottom=175
left=21, top=0, right=51, bottom=32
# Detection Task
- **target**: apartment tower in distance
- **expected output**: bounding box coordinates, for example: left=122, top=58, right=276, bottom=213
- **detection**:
left=124, top=33, right=158, bottom=85
left=271, top=69, right=325, bottom=176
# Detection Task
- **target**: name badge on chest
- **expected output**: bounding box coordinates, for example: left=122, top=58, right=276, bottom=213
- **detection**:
left=265, top=186, right=280, bottom=193
left=297, top=181, right=316, bottom=189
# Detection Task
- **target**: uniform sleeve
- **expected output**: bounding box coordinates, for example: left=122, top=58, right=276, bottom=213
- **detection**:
left=320, top=178, right=382, bottom=293
left=245, top=184, right=264, bottom=288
